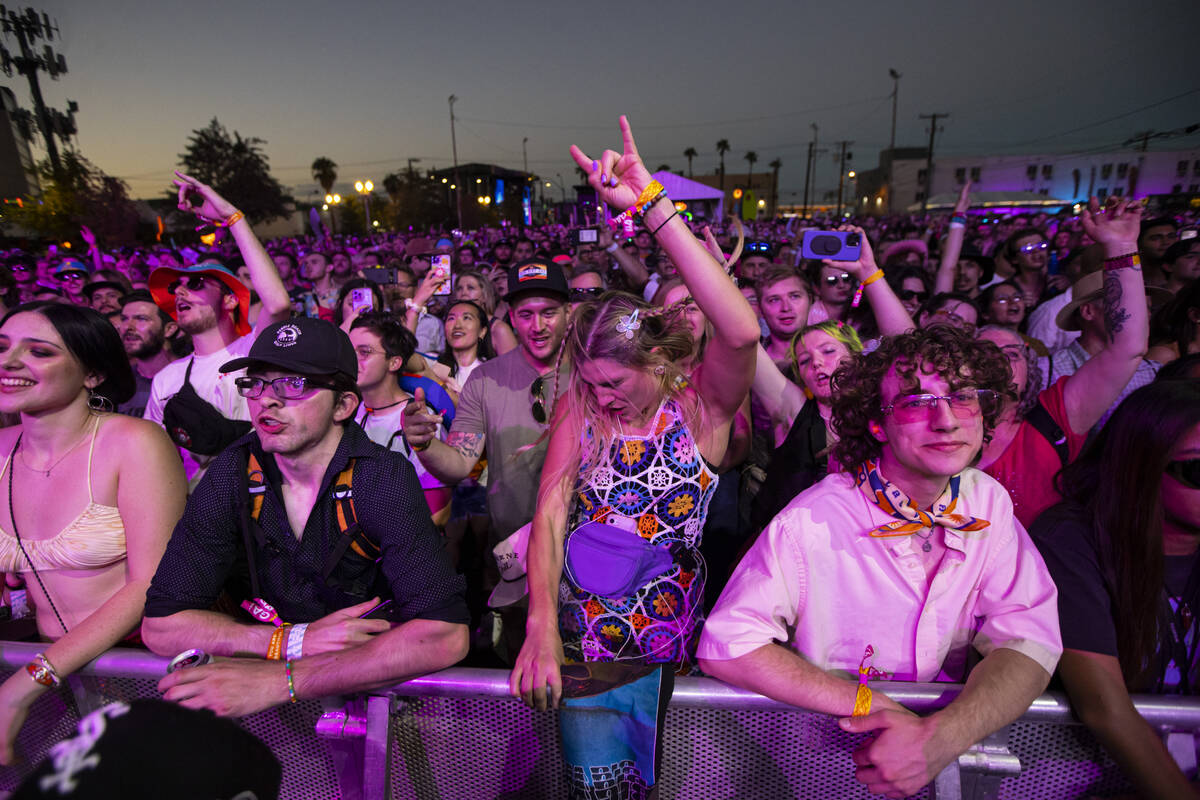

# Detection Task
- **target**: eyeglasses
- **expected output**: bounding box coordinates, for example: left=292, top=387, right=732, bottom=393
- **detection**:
left=11, top=265, right=30, bottom=273
left=531, top=375, right=547, bottom=424
left=1018, top=242, right=1049, bottom=254
left=898, top=290, right=929, bottom=303
left=992, top=295, right=1024, bottom=306
left=569, top=287, right=604, bottom=302
left=824, top=273, right=855, bottom=287
left=1165, top=459, right=1200, bottom=490
left=234, top=375, right=338, bottom=399
left=747, top=242, right=771, bottom=252
left=881, top=388, right=998, bottom=424
left=167, top=275, right=227, bottom=295
left=354, top=346, right=385, bottom=359
left=57, top=273, right=86, bottom=282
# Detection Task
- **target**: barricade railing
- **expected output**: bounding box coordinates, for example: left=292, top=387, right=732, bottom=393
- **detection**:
left=3, top=641, right=1199, bottom=799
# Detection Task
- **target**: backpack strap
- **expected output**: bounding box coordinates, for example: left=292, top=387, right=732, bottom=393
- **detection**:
left=1025, top=402, right=1069, bottom=466
left=239, top=447, right=268, bottom=600
left=321, top=458, right=383, bottom=582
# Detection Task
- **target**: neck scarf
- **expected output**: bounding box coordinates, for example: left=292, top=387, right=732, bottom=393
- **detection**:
left=854, top=459, right=990, bottom=540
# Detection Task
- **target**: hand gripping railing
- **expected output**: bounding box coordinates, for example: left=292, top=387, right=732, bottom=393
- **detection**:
left=5, top=642, right=1200, bottom=800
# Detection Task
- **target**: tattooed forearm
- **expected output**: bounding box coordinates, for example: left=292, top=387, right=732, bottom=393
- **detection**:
left=447, top=431, right=485, bottom=461
left=1102, top=269, right=1131, bottom=343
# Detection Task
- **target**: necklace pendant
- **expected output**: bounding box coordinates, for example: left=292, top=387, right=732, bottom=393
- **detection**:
left=922, top=540, right=932, bottom=553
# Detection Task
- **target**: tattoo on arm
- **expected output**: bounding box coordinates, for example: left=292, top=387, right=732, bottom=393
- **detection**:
left=1102, top=270, right=1131, bottom=343
left=446, top=432, right=485, bottom=463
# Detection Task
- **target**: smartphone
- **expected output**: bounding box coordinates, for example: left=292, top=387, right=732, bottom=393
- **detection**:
left=571, top=228, right=598, bottom=246
left=349, top=287, right=374, bottom=314
left=431, top=254, right=452, bottom=296
left=359, top=599, right=393, bottom=619
left=801, top=230, right=862, bottom=262
left=361, top=267, right=398, bottom=285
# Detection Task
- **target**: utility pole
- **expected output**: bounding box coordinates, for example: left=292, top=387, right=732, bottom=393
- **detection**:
left=448, top=94, right=463, bottom=229
left=0, top=7, right=72, bottom=180
left=834, top=140, right=853, bottom=217
left=802, top=123, right=819, bottom=219
left=522, top=136, right=529, bottom=175
left=406, top=158, right=421, bottom=180
left=886, top=69, right=901, bottom=213
left=918, top=113, right=948, bottom=213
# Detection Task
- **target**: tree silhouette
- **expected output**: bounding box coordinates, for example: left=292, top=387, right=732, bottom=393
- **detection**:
left=716, top=139, right=731, bottom=193
left=311, top=157, right=338, bottom=195
left=745, top=151, right=758, bottom=187
left=655, top=164, right=672, bottom=174
left=179, top=118, right=290, bottom=223
left=769, top=158, right=782, bottom=215
left=683, top=147, right=698, bottom=178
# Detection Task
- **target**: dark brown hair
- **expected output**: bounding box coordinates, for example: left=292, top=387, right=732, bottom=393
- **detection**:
left=829, top=324, right=1014, bottom=468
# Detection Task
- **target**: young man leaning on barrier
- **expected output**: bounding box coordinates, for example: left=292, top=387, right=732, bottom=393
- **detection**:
left=142, top=317, right=469, bottom=716
left=697, top=325, right=1063, bottom=798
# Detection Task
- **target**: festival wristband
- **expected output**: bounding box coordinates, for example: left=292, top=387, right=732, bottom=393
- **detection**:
left=286, top=623, right=308, bottom=661
left=285, top=659, right=298, bottom=704
left=852, top=685, right=873, bottom=717
left=950, top=214, right=967, bottom=226
left=605, top=242, right=620, bottom=254
left=861, top=269, right=885, bottom=287
left=1103, top=252, right=1140, bottom=271
left=25, top=653, right=61, bottom=688
left=242, top=598, right=284, bottom=627
left=217, top=210, right=244, bottom=229
left=636, top=180, right=665, bottom=208
left=267, top=623, right=292, bottom=661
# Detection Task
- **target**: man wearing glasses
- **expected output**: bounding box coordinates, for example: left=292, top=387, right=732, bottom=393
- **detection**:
left=1004, top=228, right=1066, bottom=307
left=144, top=173, right=293, bottom=484
left=52, top=258, right=91, bottom=306
left=144, top=316, right=468, bottom=716
left=698, top=325, right=1061, bottom=798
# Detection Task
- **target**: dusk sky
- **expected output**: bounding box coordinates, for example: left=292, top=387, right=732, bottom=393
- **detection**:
left=12, top=0, right=1198, bottom=203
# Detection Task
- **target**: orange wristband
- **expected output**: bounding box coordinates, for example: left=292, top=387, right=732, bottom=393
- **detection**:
left=861, top=269, right=885, bottom=287
left=852, top=684, right=872, bottom=717
left=267, top=623, right=291, bottom=661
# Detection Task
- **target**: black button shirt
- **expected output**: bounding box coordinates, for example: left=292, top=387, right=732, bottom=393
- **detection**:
left=145, top=422, right=468, bottom=626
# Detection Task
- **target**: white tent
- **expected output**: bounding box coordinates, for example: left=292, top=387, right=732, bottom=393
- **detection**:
left=651, top=171, right=724, bottom=220
left=907, top=191, right=1071, bottom=213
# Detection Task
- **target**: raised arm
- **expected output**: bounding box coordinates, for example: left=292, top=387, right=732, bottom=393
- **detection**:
left=1062, top=196, right=1149, bottom=433
left=509, top=402, right=583, bottom=710
left=752, top=343, right=807, bottom=448
left=597, top=225, right=648, bottom=289
left=172, top=172, right=292, bottom=327
left=934, top=183, right=971, bottom=294
left=80, top=225, right=104, bottom=275
left=833, top=224, right=915, bottom=336
left=571, top=117, right=760, bottom=421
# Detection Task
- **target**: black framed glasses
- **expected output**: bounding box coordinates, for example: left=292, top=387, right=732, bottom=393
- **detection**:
left=824, top=273, right=855, bottom=286
left=531, top=375, right=547, bottom=424
left=898, top=290, right=929, bottom=303
left=235, top=375, right=338, bottom=400
left=881, top=388, right=998, bottom=424
left=167, top=275, right=228, bottom=295
left=1166, top=459, right=1200, bottom=490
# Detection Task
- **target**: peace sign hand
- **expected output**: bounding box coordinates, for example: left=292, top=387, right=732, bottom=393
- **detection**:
left=569, top=115, right=654, bottom=211
left=173, top=171, right=239, bottom=224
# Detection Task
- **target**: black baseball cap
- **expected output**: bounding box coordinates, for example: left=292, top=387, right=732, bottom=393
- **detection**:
left=504, top=259, right=569, bottom=304
left=220, top=316, right=357, bottom=382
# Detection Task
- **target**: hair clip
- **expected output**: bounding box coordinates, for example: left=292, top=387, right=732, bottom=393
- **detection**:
left=616, top=308, right=641, bottom=340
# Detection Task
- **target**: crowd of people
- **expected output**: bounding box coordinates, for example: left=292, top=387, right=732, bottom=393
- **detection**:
left=0, top=115, right=1199, bottom=798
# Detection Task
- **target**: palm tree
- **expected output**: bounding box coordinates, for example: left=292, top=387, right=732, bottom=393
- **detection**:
left=769, top=158, right=782, bottom=216
left=382, top=172, right=404, bottom=202
left=311, top=157, right=338, bottom=195
left=745, top=151, right=758, bottom=189
left=716, top=139, right=730, bottom=193
left=655, top=164, right=672, bottom=174
left=683, top=147, right=698, bottom=178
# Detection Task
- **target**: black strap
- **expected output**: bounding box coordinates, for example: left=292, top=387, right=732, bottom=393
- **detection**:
left=1025, top=402, right=1069, bottom=466
left=238, top=447, right=265, bottom=601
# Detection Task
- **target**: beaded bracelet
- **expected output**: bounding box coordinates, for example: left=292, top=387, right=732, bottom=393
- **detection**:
left=284, top=659, right=297, bottom=704
left=609, top=187, right=667, bottom=230
left=1103, top=252, right=1140, bottom=272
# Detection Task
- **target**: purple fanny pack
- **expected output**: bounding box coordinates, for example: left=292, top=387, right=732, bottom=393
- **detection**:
left=564, top=520, right=676, bottom=598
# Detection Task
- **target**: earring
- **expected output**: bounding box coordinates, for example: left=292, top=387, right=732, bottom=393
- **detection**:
left=654, top=365, right=665, bottom=375
left=87, top=389, right=113, bottom=413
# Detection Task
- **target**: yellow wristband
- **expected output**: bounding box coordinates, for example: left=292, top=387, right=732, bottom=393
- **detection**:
left=861, top=269, right=885, bottom=287
left=852, top=684, right=872, bottom=717
left=221, top=210, right=244, bottom=228
left=636, top=180, right=664, bottom=207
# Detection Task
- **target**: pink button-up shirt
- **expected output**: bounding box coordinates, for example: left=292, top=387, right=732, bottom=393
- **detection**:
left=697, top=469, right=1062, bottom=682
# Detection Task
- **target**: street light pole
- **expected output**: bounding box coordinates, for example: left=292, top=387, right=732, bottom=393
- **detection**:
left=918, top=113, right=948, bottom=214
left=448, top=95, right=463, bottom=229
left=522, top=137, right=528, bottom=176
left=555, top=173, right=566, bottom=204
left=354, top=180, right=374, bottom=232
left=887, top=68, right=901, bottom=214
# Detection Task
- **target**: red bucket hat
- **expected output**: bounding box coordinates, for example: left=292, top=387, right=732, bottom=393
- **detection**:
left=148, top=261, right=252, bottom=336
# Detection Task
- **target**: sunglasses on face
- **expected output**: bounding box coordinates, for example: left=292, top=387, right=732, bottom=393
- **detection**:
left=58, top=273, right=86, bottom=282
left=747, top=242, right=771, bottom=252
left=881, top=388, right=998, bottom=424
left=898, top=290, right=929, bottom=303
left=1018, top=242, right=1049, bottom=254
left=235, top=375, right=338, bottom=400
left=1165, top=459, right=1200, bottom=490
left=569, top=287, right=604, bottom=302
left=167, top=275, right=228, bottom=295
left=530, top=375, right=547, bottom=424
left=11, top=265, right=30, bottom=273
left=824, top=273, right=855, bottom=287
left=993, top=295, right=1023, bottom=306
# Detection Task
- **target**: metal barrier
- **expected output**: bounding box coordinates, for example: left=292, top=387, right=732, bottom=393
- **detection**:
left=2, top=642, right=1199, bottom=799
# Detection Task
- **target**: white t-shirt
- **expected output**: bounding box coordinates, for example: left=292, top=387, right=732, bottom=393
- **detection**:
left=144, top=334, right=254, bottom=484
left=354, top=401, right=446, bottom=492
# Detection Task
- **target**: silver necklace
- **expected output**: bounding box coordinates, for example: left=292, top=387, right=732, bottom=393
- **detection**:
left=18, top=432, right=90, bottom=478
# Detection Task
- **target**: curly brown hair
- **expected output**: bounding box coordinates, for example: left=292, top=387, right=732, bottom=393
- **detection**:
left=829, top=324, right=1015, bottom=469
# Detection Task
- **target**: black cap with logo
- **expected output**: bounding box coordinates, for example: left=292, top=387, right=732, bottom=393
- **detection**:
left=220, top=316, right=357, bottom=381
left=504, top=259, right=569, bottom=304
